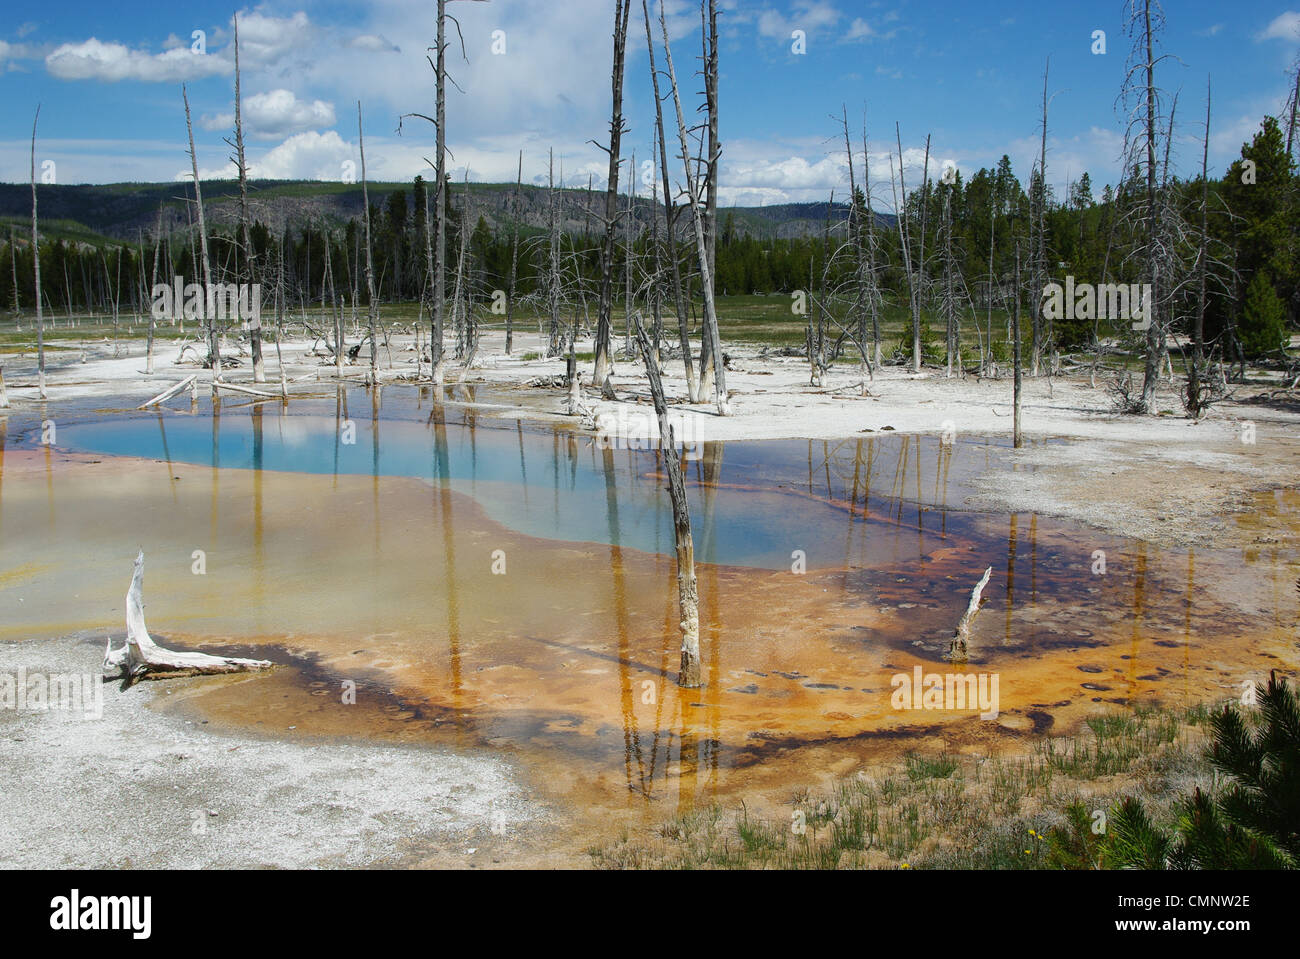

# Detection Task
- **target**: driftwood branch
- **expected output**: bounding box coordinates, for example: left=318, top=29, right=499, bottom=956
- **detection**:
left=947, top=566, right=993, bottom=662
left=103, top=550, right=272, bottom=680
left=138, top=374, right=198, bottom=409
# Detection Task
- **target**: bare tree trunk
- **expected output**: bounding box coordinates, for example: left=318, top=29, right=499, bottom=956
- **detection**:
left=231, top=14, right=264, bottom=382
left=104, top=551, right=271, bottom=680
left=1013, top=242, right=1023, bottom=447
left=505, top=150, right=522, bottom=356
left=642, top=0, right=696, bottom=400
left=147, top=208, right=163, bottom=375
left=892, top=126, right=919, bottom=373
left=947, top=567, right=993, bottom=662
left=1031, top=58, right=1051, bottom=378
left=322, top=223, right=343, bottom=374
left=861, top=120, right=882, bottom=370
left=697, top=0, right=722, bottom=400
left=1188, top=78, right=1211, bottom=417
left=659, top=1, right=728, bottom=414
left=547, top=150, right=563, bottom=358
left=432, top=0, right=448, bottom=386
left=915, top=136, right=931, bottom=373
left=632, top=314, right=700, bottom=687
left=183, top=86, right=219, bottom=392
left=1137, top=0, right=1163, bottom=413
left=624, top=150, right=636, bottom=355
left=358, top=102, right=379, bottom=385
left=30, top=106, right=45, bottom=399
left=593, top=0, right=632, bottom=389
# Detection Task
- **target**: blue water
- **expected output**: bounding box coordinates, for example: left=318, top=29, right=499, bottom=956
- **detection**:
left=47, top=394, right=1012, bottom=571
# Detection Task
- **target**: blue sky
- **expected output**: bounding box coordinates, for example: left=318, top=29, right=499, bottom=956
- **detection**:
left=1, top=1, right=1297, bottom=209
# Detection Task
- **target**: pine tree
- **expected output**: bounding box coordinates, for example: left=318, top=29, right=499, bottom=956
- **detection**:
left=1240, top=270, right=1286, bottom=358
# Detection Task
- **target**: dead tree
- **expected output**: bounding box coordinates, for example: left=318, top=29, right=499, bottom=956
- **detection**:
left=658, top=0, right=728, bottom=414
left=592, top=0, right=633, bottom=390
left=146, top=207, right=164, bottom=375
left=696, top=0, right=722, bottom=401
left=892, top=125, right=923, bottom=372
left=1029, top=58, right=1056, bottom=377
left=505, top=150, right=522, bottom=355
left=183, top=85, right=219, bottom=390
left=632, top=313, right=701, bottom=687
left=642, top=0, right=696, bottom=399
left=948, top=566, right=993, bottom=662
left=623, top=149, right=636, bottom=355
left=841, top=105, right=882, bottom=385
left=1123, top=0, right=1172, bottom=413
left=229, top=13, right=264, bottom=382
left=30, top=105, right=45, bottom=399
left=1186, top=78, right=1212, bottom=417
left=397, top=0, right=472, bottom=386
left=358, top=102, right=379, bottom=384
left=1013, top=242, right=1024, bottom=447
left=104, top=550, right=272, bottom=680
left=546, top=150, right=564, bottom=357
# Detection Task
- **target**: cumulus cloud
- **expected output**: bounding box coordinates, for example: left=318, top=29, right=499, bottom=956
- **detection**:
left=1258, top=11, right=1300, bottom=39
left=46, top=38, right=230, bottom=82
left=234, top=11, right=313, bottom=67
left=248, top=130, right=352, bottom=179
left=1258, top=11, right=1300, bottom=41
left=202, top=90, right=337, bottom=138
left=181, top=130, right=353, bottom=182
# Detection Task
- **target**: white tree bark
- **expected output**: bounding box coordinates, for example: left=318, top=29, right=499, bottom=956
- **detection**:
left=103, top=551, right=272, bottom=678
left=948, top=566, right=993, bottom=662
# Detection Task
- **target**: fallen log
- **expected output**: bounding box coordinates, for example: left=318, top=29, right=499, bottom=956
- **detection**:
left=947, top=566, right=993, bottom=663
left=215, top=381, right=279, bottom=399
left=138, top=374, right=199, bottom=409
left=103, top=550, right=273, bottom=680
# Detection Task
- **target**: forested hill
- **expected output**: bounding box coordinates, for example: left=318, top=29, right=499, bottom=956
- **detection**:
left=0, top=179, right=891, bottom=244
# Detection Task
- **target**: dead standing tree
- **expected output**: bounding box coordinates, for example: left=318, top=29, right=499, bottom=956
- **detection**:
left=1028, top=59, right=1059, bottom=377
left=633, top=313, right=701, bottom=688
left=183, top=85, right=220, bottom=393
left=1121, top=0, right=1175, bottom=413
left=696, top=0, right=723, bottom=402
left=592, top=0, right=633, bottom=391
left=228, top=13, right=264, bottom=383
left=358, top=102, right=380, bottom=385
left=642, top=0, right=696, bottom=399
left=505, top=150, right=522, bottom=355
left=30, top=105, right=46, bottom=399
left=399, top=0, right=483, bottom=387
left=658, top=0, right=728, bottom=414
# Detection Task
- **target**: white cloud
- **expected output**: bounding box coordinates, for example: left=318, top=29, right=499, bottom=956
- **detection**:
left=757, top=1, right=843, bottom=41
left=203, top=90, right=337, bottom=139
left=1258, top=11, right=1300, bottom=41
left=46, top=38, right=230, bottom=82
left=348, top=34, right=400, bottom=53
left=1198, top=23, right=1225, bottom=37
left=233, top=11, right=313, bottom=67
left=182, top=130, right=353, bottom=181
left=845, top=19, right=876, bottom=41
